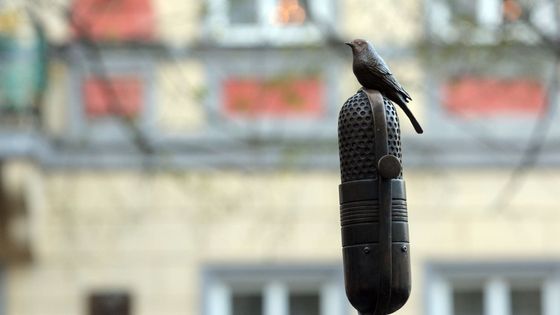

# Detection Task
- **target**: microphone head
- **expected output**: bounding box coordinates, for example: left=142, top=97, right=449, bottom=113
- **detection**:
left=338, top=90, right=403, bottom=183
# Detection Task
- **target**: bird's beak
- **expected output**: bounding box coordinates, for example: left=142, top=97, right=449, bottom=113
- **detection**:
left=345, top=42, right=353, bottom=48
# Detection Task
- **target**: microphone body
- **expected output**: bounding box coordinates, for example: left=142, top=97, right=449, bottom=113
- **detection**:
left=338, top=89, right=411, bottom=314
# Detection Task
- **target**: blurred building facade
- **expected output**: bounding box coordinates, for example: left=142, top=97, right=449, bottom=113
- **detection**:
left=1, top=0, right=560, bottom=315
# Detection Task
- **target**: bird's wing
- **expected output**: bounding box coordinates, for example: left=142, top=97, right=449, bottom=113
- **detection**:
left=371, top=54, right=393, bottom=75
left=365, top=60, right=411, bottom=100
left=364, top=51, right=396, bottom=79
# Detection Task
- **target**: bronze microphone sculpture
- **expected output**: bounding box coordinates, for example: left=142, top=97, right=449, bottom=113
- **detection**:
left=338, top=39, right=422, bottom=315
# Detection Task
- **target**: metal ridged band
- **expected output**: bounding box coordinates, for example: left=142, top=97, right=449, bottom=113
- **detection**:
left=340, top=200, right=408, bottom=226
left=339, top=179, right=409, bottom=246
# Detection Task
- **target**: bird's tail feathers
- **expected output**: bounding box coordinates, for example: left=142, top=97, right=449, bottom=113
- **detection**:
left=398, top=103, right=423, bottom=134
left=399, top=90, right=412, bottom=102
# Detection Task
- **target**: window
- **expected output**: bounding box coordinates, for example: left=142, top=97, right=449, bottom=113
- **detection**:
left=232, top=292, right=262, bottom=315
left=511, top=288, right=541, bottom=315
left=203, top=265, right=347, bottom=315
left=426, top=262, right=560, bottom=315
left=202, top=48, right=339, bottom=139
left=88, top=291, right=131, bottom=315
left=501, top=0, right=556, bottom=34
left=204, top=0, right=335, bottom=46
left=421, top=0, right=560, bottom=166
left=427, top=0, right=556, bottom=43
left=418, top=38, right=560, bottom=166
left=289, top=291, right=320, bottom=315
left=453, top=288, right=483, bottom=315
left=71, top=0, right=155, bottom=41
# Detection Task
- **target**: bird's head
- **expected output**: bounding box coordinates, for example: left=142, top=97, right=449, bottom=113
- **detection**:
left=345, top=39, right=370, bottom=54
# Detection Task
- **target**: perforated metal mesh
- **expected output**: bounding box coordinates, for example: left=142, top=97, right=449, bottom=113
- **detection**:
left=384, top=97, right=403, bottom=167
left=338, top=90, right=403, bottom=183
left=338, top=91, right=376, bottom=182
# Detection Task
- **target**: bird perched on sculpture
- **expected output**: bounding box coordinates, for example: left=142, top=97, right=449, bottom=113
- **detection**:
left=346, top=39, right=423, bottom=134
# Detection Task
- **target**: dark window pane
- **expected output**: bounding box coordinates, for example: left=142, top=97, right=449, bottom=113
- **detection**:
left=450, top=0, right=477, bottom=21
left=453, top=289, right=483, bottom=315
left=512, top=289, right=541, bottom=315
left=89, top=292, right=130, bottom=315
left=232, top=293, right=262, bottom=315
left=229, top=0, right=258, bottom=24
left=290, top=293, right=320, bottom=315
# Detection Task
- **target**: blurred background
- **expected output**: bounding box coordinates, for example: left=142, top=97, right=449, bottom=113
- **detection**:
left=0, top=0, right=559, bottom=314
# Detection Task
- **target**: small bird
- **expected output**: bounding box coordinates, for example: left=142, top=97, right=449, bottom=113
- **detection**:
left=346, top=39, right=423, bottom=134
